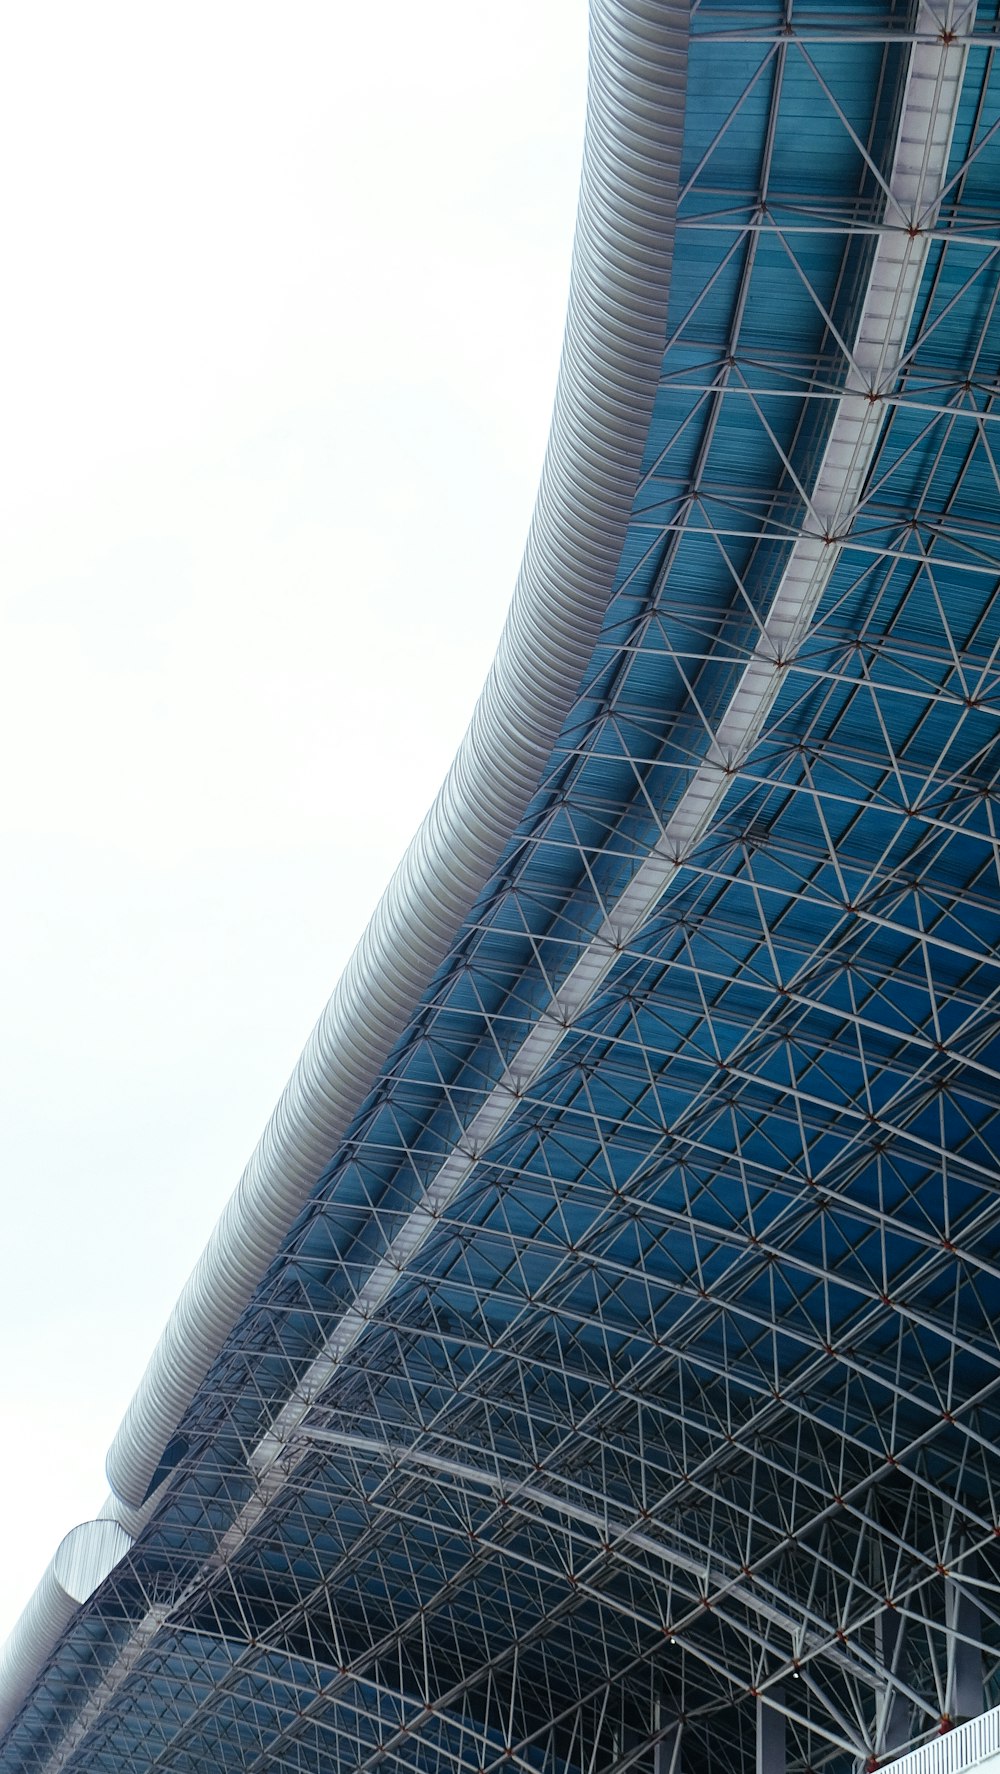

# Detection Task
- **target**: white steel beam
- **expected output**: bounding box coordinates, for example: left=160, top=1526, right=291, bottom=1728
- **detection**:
left=247, top=1, right=973, bottom=1494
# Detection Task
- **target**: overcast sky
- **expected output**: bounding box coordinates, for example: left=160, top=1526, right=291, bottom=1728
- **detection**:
left=0, top=0, right=587, bottom=1645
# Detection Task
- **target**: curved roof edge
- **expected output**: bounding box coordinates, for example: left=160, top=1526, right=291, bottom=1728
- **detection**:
left=104, top=0, right=692, bottom=1514
left=0, top=0, right=691, bottom=1731
left=0, top=1522, right=132, bottom=1740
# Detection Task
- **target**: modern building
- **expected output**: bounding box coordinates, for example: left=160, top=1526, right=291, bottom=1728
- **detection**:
left=2, top=3, right=1000, bottom=1773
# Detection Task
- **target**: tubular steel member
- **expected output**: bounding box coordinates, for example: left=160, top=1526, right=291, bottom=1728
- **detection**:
left=0, top=1521, right=131, bottom=1739
left=103, top=0, right=693, bottom=1516
left=0, top=0, right=693, bottom=1731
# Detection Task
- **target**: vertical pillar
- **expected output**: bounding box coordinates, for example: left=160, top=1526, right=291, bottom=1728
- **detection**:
left=757, top=1690, right=786, bottom=1774
left=875, top=1609, right=909, bottom=1753
left=655, top=1721, right=682, bottom=1774
left=946, top=1568, right=983, bottom=1723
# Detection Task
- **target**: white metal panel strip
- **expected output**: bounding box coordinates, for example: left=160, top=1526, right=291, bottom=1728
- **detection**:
left=249, top=0, right=973, bottom=1494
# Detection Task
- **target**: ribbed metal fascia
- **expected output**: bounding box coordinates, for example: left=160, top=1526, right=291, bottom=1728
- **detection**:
left=0, top=1522, right=132, bottom=1739
left=104, top=0, right=691, bottom=1511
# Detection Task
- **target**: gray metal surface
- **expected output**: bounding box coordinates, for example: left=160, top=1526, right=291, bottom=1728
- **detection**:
left=0, top=1522, right=130, bottom=1738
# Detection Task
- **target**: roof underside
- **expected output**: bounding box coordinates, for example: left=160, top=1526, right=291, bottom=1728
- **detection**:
left=6, top=4, right=1000, bottom=1773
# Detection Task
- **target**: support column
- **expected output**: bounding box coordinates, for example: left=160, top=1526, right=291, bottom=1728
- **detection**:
left=946, top=1567, right=984, bottom=1724
left=655, top=1721, right=682, bottom=1774
left=757, top=1691, right=786, bottom=1774
left=875, top=1609, right=909, bottom=1754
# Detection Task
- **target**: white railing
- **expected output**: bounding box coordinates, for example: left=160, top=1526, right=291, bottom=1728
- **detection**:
left=887, top=1709, right=1000, bottom=1774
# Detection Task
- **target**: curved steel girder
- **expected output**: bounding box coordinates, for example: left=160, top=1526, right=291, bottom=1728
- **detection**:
left=100, top=0, right=693, bottom=1519
left=44, top=1355, right=992, bottom=1774
left=29, top=1469, right=993, bottom=1774
left=213, top=6, right=973, bottom=1547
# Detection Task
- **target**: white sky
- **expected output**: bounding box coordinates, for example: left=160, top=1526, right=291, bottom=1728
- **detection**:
left=0, top=1, right=587, bottom=1644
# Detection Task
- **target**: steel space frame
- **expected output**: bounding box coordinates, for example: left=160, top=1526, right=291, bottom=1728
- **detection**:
left=6, top=6, right=1000, bottom=1774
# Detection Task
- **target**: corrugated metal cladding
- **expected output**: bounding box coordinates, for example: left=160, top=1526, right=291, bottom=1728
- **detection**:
left=4, top=3, right=1000, bottom=1773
